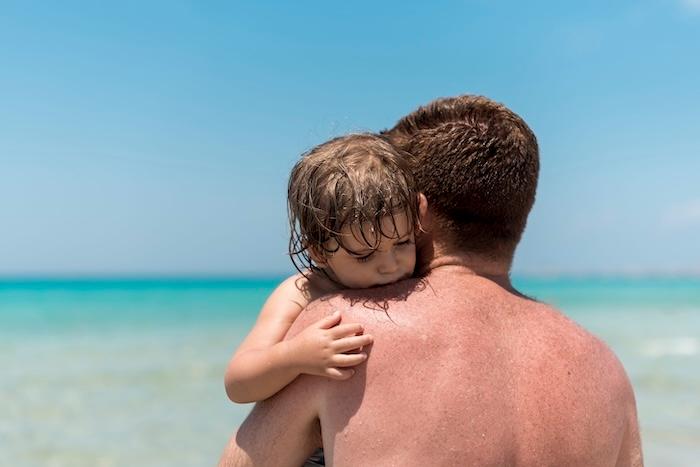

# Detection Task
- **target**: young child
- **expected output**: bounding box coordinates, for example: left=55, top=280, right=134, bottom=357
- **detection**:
left=225, top=133, right=425, bottom=407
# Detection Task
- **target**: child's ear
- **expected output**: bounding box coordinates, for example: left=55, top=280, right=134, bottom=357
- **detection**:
left=417, top=193, right=431, bottom=231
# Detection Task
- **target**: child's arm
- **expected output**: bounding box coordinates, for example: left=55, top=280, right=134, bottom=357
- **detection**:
left=225, top=274, right=373, bottom=403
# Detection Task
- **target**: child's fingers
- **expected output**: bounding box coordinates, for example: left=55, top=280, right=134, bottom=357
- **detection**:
left=332, top=334, right=374, bottom=353
left=324, top=368, right=355, bottom=380
left=331, top=353, right=368, bottom=367
left=329, top=323, right=364, bottom=338
left=315, top=311, right=342, bottom=329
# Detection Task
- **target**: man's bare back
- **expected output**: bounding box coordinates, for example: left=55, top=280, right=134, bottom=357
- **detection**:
left=219, top=95, right=642, bottom=466
left=223, top=267, right=641, bottom=466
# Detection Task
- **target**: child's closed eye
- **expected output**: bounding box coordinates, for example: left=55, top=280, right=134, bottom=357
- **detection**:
left=355, top=253, right=374, bottom=263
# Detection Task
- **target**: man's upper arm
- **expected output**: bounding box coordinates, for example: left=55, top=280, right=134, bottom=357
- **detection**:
left=219, top=299, right=338, bottom=467
left=615, top=369, right=644, bottom=467
left=218, top=376, right=323, bottom=467
left=584, top=334, right=643, bottom=467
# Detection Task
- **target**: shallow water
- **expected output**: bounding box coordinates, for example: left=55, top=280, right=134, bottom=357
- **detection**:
left=1, top=277, right=698, bottom=466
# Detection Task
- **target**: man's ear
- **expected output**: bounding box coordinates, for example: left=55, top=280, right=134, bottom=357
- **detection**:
left=417, top=193, right=431, bottom=232
left=414, top=192, right=434, bottom=275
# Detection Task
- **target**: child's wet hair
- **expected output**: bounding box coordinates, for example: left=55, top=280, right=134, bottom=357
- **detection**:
left=288, top=133, right=419, bottom=274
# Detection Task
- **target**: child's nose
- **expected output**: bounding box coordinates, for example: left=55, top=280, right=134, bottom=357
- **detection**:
left=378, top=251, right=399, bottom=274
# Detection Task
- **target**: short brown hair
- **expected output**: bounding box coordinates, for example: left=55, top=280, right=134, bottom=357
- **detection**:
left=382, top=95, right=539, bottom=259
left=288, top=133, right=419, bottom=273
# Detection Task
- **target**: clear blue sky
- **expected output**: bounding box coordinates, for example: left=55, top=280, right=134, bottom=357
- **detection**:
left=2, top=1, right=699, bottom=276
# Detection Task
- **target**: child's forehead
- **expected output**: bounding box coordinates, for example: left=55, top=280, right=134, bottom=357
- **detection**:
left=338, top=211, right=412, bottom=248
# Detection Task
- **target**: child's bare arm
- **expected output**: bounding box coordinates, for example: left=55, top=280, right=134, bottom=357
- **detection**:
left=225, top=274, right=373, bottom=403
left=225, top=275, right=307, bottom=403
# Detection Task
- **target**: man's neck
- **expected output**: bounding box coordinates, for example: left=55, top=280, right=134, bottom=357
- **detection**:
left=420, top=246, right=515, bottom=292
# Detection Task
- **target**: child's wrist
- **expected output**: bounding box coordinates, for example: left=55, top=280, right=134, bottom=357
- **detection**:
left=275, top=338, right=306, bottom=375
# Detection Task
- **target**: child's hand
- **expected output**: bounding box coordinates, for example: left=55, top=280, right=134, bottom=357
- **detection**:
left=289, top=310, right=373, bottom=380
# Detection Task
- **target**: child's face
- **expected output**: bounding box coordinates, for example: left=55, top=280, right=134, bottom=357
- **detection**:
left=322, top=211, right=416, bottom=289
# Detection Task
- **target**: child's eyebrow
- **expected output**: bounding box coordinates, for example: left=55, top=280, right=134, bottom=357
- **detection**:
left=345, top=234, right=413, bottom=256
left=346, top=246, right=375, bottom=257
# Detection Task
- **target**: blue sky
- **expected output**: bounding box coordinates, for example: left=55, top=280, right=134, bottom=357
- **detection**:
left=2, top=1, right=699, bottom=276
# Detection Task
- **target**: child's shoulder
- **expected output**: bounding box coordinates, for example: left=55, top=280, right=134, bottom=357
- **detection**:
left=277, top=271, right=340, bottom=303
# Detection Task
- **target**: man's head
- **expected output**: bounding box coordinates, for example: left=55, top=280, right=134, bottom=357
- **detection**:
left=382, top=95, right=539, bottom=262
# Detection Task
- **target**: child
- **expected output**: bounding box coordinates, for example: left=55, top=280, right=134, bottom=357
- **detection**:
left=225, top=133, right=424, bottom=406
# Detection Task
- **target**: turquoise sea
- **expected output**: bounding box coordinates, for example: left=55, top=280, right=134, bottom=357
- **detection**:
left=1, top=277, right=698, bottom=466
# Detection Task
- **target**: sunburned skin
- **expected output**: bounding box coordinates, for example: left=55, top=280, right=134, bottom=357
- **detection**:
left=224, top=209, right=420, bottom=405
left=218, top=94, right=642, bottom=467
left=222, top=266, right=642, bottom=467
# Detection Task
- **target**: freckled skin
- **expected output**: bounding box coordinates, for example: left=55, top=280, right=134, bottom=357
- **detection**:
left=220, top=267, right=642, bottom=467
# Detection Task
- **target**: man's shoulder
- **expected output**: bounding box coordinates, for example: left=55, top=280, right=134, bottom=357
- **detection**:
left=519, top=301, right=621, bottom=370
left=534, top=301, right=614, bottom=352
left=507, top=301, right=636, bottom=462
left=303, top=278, right=426, bottom=317
left=516, top=300, right=633, bottom=411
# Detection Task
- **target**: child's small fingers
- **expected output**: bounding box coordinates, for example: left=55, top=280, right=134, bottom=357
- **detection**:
left=332, top=353, right=368, bottom=367
left=332, top=334, right=374, bottom=353
left=325, top=368, right=355, bottom=380
left=316, top=311, right=342, bottom=329
left=329, top=323, right=363, bottom=337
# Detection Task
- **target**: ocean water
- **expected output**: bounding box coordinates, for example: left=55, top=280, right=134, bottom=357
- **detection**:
left=1, top=277, right=698, bottom=466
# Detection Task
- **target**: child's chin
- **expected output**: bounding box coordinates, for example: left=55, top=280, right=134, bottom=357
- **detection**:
left=371, top=275, right=411, bottom=288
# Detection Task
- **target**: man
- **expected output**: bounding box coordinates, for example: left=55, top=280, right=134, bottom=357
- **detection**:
left=220, top=95, right=643, bottom=466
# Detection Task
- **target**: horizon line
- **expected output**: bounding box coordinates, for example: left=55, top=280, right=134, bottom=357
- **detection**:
left=1, top=271, right=700, bottom=281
